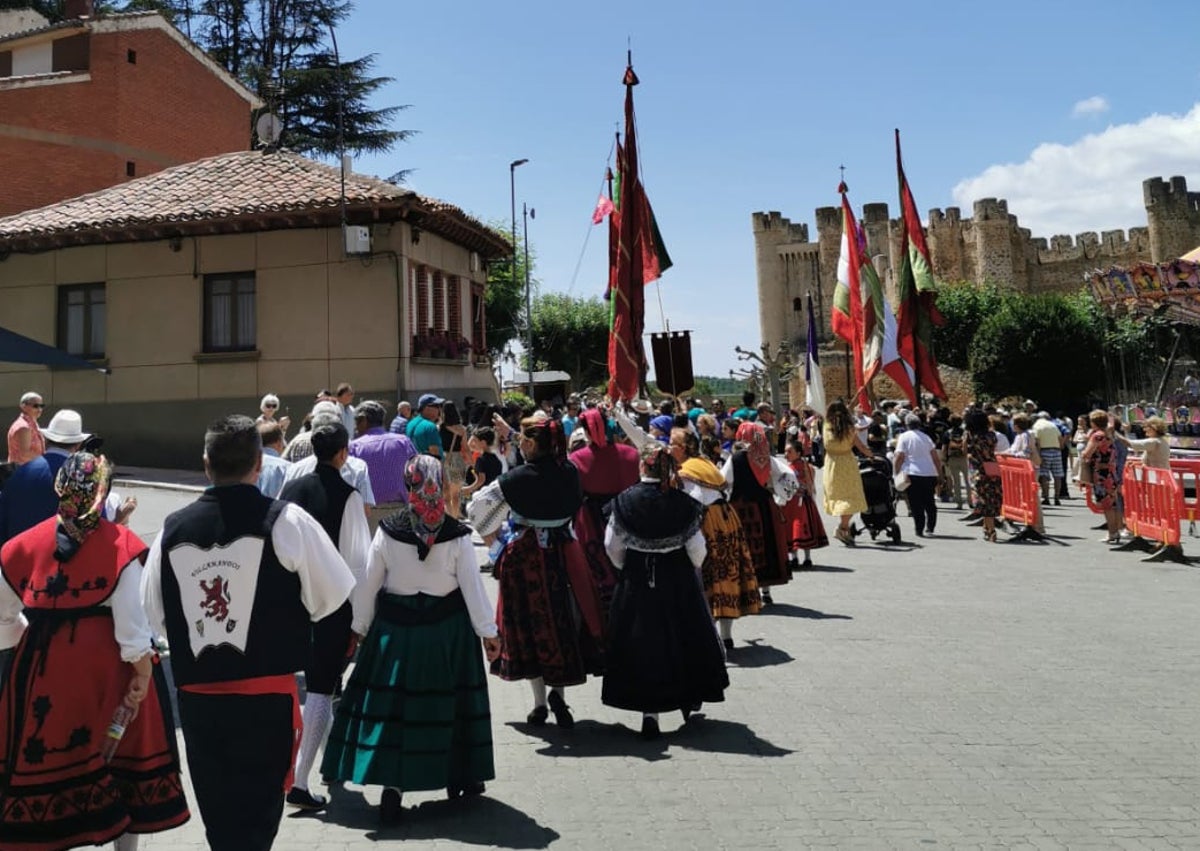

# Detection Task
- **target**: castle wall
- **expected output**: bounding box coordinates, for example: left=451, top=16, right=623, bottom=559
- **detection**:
left=754, top=175, right=1200, bottom=368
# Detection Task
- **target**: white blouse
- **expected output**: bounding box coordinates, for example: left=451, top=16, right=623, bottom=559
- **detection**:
left=721, top=455, right=800, bottom=506
left=0, top=558, right=153, bottom=662
left=352, top=529, right=498, bottom=639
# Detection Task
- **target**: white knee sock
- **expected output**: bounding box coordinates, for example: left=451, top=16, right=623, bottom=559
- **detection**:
left=114, top=834, right=140, bottom=851
left=718, top=618, right=733, bottom=640
left=530, top=677, right=547, bottom=707
left=294, top=692, right=334, bottom=791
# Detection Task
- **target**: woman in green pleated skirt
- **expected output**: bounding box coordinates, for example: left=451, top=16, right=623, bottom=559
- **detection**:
left=321, top=455, right=501, bottom=823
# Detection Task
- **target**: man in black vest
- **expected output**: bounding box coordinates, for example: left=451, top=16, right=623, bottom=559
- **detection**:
left=141, top=415, right=355, bottom=851
left=278, top=421, right=370, bottom=811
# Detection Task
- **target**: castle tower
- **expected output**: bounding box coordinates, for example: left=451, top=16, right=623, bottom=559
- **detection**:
left=1144, top=176, right=1200, bottom=262
left=971, top=198, right=1017, bottom=287
left=751, top=212, right=814, bottom=352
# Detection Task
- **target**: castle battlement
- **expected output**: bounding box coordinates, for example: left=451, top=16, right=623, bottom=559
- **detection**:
left=929, top=207, right=963, bottom=224
left=751, top=211, right=810, bottom=242
left=972, top=198, right=1010, bottom=222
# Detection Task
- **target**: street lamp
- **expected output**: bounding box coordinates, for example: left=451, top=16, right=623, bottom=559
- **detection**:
left=509, top=159, right=528, bottom=391
left=522, top=202, right=536, bottom=399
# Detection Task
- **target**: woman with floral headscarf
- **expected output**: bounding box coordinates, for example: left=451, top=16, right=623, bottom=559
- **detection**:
left=468, top=416, right=602, bottom=729
left=603, top=442, right=729, bottom=740
left=569, top=408, right=640, bottom=618
left=721, top=422, right=798, bottom=608
left=0, top=453, right=189, bottom=850
left=322, top=455, right=501, bottom=824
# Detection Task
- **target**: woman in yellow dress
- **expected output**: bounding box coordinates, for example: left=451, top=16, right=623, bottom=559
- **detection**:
left=822, top=400, right=870, bottom=545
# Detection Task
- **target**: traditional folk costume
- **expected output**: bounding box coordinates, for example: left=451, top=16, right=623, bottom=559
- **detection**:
left=677, top=454, right=760, bottom=649
left=784, top=434, right=829, bottom=568
left=468, top=422, right=603, bottom=727
left=602, top=445, right=729, bottom=739
left=567, top=409, right=640, bottom=619
left=722, top=423, right=799, bottom=605
left=0, top=454, right=189, bottom=851
left=323, top=456, right=497, bottom=821
left=278, top=461, right=370, bottom=809
left=141, top=483, right=354, bottom=851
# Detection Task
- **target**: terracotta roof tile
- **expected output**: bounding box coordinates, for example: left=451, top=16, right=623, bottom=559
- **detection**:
left=0, top=149, right=509, bottom=257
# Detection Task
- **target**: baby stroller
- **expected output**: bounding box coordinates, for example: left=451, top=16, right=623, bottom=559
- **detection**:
left=852, top=454, right=903, bottom=543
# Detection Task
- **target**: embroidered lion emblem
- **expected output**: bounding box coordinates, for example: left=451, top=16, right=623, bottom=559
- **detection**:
left=199, top=577, right=231, bottom=623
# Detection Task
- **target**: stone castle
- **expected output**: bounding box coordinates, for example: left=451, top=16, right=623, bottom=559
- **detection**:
left=752, top=174, right=1200, bottom=359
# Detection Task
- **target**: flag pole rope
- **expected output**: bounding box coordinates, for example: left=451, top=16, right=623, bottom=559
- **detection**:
left=566, top=138, right=619, bottom=295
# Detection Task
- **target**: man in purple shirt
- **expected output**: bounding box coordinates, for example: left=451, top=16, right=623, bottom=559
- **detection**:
left=349, top=400, right=417, bottom=504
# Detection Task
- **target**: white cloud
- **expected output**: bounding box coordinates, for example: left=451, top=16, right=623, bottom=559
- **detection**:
left=952, top=104, right=1200, bottom=237
left=1071, top=95, right=1110, bottom=117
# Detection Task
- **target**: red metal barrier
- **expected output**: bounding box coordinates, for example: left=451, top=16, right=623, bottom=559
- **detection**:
left=1168, top=458, right=1200, bottom=536
left=999, top=456, right=1043, bottom=541
left=1118, top=459, right=1192, bottom=563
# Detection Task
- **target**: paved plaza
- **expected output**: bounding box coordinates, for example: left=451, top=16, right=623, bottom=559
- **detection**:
left=120, top=483, right=1200, bottom=850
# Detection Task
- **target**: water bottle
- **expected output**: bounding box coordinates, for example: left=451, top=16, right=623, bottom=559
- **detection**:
left=100, top=703, right=136, bottom=763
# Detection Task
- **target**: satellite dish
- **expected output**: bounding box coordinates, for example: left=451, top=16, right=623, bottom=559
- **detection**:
left=256, top=112, right=283, bottom=146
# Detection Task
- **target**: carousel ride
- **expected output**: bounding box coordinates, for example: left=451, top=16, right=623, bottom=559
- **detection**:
left=1090, top=245, right=1200, bottom=450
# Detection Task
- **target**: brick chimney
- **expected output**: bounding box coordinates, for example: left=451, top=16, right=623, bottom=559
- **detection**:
left=64, top=0, right=94, bottom=19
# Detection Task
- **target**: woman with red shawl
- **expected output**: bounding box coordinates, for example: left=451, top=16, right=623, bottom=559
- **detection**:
left=568, top=408, right=640, bottom=617
left=0, top=453, right=189, bottom=851
left=722, top=422, right=798, bottom=607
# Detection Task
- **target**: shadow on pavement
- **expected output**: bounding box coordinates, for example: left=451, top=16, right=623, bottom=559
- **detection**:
left=316, top=788, right=560, bottom=848
left=507, top=715, right=793, bottom=760
left=670, top=716, right=794, bottom=757
left=796, top=564, right=855, bottom=573
left=765, top=603, right=852, bottom=620
left=726, top=638, right=793, bottom=668
left=506, top=719, right=671, bottom=762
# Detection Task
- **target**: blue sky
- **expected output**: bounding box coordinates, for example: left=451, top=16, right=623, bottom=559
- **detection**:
left=339, top=0, right=1200, bottom=379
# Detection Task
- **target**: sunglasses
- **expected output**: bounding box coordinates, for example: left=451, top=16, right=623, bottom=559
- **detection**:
left=27, top=402, right=44, bottom=409
left=264, top=403, right=278, bottom=409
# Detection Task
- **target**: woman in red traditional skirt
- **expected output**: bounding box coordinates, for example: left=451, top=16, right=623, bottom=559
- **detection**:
left=722, top=422, right=799, bottom=606
left=467, top=417, right=604, bottom=728
left=0, top=453, right=189, bottom=851
left=783, top=434, right=829, bottom=570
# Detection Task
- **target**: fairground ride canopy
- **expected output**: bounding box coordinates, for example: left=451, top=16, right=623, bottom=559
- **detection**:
left=1089, top=252, right=1200, bottom=324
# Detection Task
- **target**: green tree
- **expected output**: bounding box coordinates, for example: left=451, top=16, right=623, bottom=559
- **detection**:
left=528, top=294, right=610, bottom=390
left=483, top=219, right=537, bottom=360
left=969, top=293, right=1103, bottom=409
left=931, top=281, right=1008, bottom=370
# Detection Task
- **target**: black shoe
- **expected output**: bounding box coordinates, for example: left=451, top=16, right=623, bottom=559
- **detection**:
left=926, top=527, right=936, bottom=536
left=526, top=704, right=549, bottom=726
left=1054, top=498, right=1062, bottom=506
left=286, top=786, right=328, bottom=812
left=800, top=557, right=813, bottom=570
left=723, top=637, right=734, bottom=651
left=682, top=702, right=701, bottom=723
left=914, top=529, right=924, bottom=538
left=547, top=690, right=575, bottom=729
left=379, top=788, right=403, bottom=824
left=761, top=588, right=774, bottom=605
left=1041, top=498, right=1050, bottom=506
left=640, top=716, right=661, bottom=740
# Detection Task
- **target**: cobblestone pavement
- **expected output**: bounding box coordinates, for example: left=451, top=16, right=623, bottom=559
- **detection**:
left=128, top=488, right=1200, bottom=850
